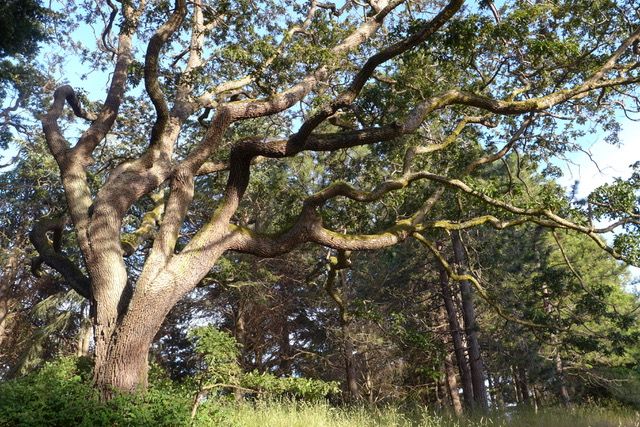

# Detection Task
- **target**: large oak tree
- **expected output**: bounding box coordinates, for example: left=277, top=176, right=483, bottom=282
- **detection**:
left=29, top=0, right=640, bottom=395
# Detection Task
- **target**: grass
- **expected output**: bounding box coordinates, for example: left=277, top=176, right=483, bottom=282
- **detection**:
left=201, top=400, right=640, bottom=427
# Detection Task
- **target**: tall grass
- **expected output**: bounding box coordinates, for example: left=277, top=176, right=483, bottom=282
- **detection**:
left=205, top=400, right=640, bottom=427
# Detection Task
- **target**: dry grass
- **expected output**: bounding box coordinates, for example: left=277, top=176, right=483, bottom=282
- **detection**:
left=203, top=400, right=640, bottom=427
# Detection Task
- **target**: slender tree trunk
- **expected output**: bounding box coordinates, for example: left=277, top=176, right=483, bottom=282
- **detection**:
left=495, top=376, right=505, bottom=409
left=76, top=313, right=93, bottom=357
left=279, top=288, right=292, bottom=376
left=343, top=326, right=360, bottom=401
left=443, top=348, right=464, bottom=415
left=363, top=353, right=374, bottom=404
left=232, top=300, right=247, bottom=401
left=438, top=263, right=474, bottom=410
left=0, top=251, right=19, bottom=349
left=516, top=365, right=530, bottom=405
left=339, top=271, right=360, bottom=401
left=554, top=348, right=571, bottom=406
left=438, top=302, right=463, bottom=415
left=541, top=284, right=571, bottom=407
left=451, top=231, right=488, bottom=411
left=533, top=385, right=542, bottom=413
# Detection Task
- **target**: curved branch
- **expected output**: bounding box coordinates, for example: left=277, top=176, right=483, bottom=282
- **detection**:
left=220, top=1, right=408, bottom=120
left=417, top=171, right=635, bottom=264
left=464, top=115, right=533, bottom=174
left=100, top=0, right=119, bottom=55
left=42, top=85, right=96, bottom=163
left=74, top=1, right=139, bottom=158
left=291, top=0, right=464, bottom=143
left=145, top=0, right=187, bottom=146
left=29, top=216, right=91, bottom=299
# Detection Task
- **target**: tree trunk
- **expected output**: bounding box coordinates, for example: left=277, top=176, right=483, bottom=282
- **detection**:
left=0, top=251, right=19, bottom=349
left=541, top=284, right=571, bottom=407
left=554, top=349, right=571, bottom=406
left=76, top=313, right=93, bottom=357
left=233, top=302, right=247, bottom=401
left=438, top=254, right=474, bottom=410
left=92, top=298, right=166, bottom=394
left=536, top=229, right=571, bottom=407
left=363, top=353, right=374, bottom=404
left=443, top=346, right=463, bottom=415
left=438, top=298, right=463, bottom=415
left=451, top=231, right=488, bottom=411
left=516, top=365, right=530, bottom=405
left=343, top=326, right=360, bottom=401
left=279, top=287, right=292, bottom=376
left=339, top=271, right=360, bottom=401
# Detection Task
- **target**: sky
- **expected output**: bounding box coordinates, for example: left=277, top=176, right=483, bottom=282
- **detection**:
left=557, top=124, right=640, bottom=199
left=553, top=123, right=640, bottom=289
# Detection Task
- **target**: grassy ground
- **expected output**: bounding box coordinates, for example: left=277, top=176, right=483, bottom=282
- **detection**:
left=206, top=401, right=640, bottom=427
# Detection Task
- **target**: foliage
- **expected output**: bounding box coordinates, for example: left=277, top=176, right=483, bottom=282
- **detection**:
left=1, top=360, right=639, bottom=427
left=0, top=0, right=50, bottom=58
left=190, top=325, right=339, bottom=401
left=0, top=357, right=193, bottom=427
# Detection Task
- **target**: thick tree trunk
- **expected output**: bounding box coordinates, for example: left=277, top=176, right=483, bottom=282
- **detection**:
left=451, top=231, right=488, bottom=411
left=438, top=261, right=474, bottom=410
left=92, top=295, right=168, bottom=394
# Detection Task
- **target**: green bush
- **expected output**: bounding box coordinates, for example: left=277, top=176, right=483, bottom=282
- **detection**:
left=1, top=359, right=639, bottom=427
left=0, top=357, right=193, bottom=427
left=189, top=326, right=339, bottom=401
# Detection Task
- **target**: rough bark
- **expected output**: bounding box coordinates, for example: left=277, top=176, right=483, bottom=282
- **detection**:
left=516, top=365, right=531, bottom=404
left=0, top=250, right=20, bottom=349
left=451, top=231, right=488, bottom=411
left=438, top=257, right=474, bottom=410
left=325, top=252, right=360, bottom=401
left=438, top=303, right=464, bottom=415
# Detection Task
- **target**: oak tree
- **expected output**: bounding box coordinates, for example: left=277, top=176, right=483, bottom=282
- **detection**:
left=30, top=0, right=640, bottom=395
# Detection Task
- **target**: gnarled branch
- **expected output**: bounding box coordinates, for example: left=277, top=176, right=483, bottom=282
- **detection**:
left=29, top=216, right=91, bottom=299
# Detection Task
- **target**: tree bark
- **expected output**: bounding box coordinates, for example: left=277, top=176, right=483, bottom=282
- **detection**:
left=439, top=303, right=463, bottom=416
left=438, top=256, right=474, bottom=410
left=0, top=251, right=19, bottom=349
left=516, top=365, right=530, bottom=405
left=451, top=231, right=488, bottom=411
left=76, top=314, right=93, bottom=357
left=339, top=272, right=360, bottom=401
